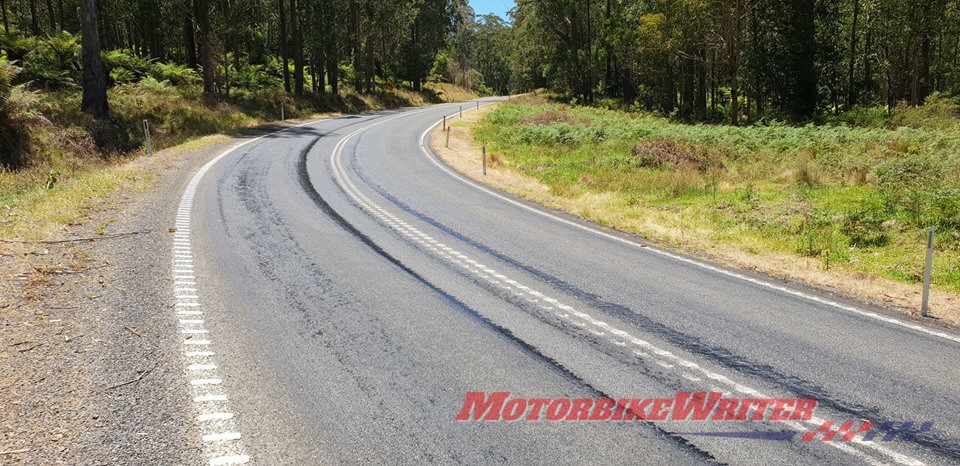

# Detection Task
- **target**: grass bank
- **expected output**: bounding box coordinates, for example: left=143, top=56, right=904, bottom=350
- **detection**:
left=0, top=81, right=478, bottom=242
left=457, top=95, right=960, bottom=320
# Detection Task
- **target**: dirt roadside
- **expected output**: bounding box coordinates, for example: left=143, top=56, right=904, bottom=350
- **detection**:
left=429, top=102, right=960, bottom=328
left=0, top=118, right=327, bottom=464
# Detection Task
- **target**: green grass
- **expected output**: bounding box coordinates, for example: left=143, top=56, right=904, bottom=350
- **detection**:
left=475, top=95, right=960, bottom=292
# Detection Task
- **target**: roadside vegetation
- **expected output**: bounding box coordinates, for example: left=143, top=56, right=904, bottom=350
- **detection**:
left=0, top=31, right=480, bottom=240
left=474, top=95, right=960, bottom=294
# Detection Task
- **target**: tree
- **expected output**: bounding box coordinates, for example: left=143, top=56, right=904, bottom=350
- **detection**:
left=80, top=0, right=108, bottom=119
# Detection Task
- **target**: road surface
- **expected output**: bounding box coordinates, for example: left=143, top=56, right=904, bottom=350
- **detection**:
left=172, top=99, right=960, bottom=465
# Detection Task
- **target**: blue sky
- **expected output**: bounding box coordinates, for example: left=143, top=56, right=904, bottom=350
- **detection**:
left=469, top=0, right=516, bottom=19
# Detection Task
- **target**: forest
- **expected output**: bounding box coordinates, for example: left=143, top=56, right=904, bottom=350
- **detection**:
left=494, top=0, right=960, bottom=123
left=1, top=0, right=958, bottom=149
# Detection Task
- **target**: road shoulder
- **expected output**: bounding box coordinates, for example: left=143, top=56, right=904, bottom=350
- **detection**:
left=0, top=119, right=320, bottom=463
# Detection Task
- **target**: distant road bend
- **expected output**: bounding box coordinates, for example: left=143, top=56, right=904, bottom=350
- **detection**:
left=177, top=98, right=960, bottom=464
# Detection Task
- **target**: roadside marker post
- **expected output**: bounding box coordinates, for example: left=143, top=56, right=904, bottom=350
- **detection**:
left=476, top=100, right=479, bottom=110
left=443, top=115, right=446, bottom=131
left=281, top=103, right=285, bottom=122
left=922, top=226, right=936, bottom=317
left=143, top=119, right=154, bottom=156
left=459, top=106, right=462, bottom=117
left=445, top=126, right=450, bottom=148
left=482, top=145, right=487, bottom=175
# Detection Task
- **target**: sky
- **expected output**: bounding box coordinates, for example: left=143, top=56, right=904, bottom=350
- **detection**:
left=468, top=0, right=516, bottom=20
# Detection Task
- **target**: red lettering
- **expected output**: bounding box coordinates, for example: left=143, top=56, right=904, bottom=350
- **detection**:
left=750, top=399, right=774, bottom=420
left=770, top=399, right=795, bottom=420
left=623, top=399, right=654, bottom=420
left=711, top=398, right=739, bottom=421
left=648, top=398, right=674, bottom=421
left=672, top=392, right=722, bottom=421
left=502, top=398, right=527, bottom=421
left=526, top=398, right=551, bottom=420
left=589, top=398, right=616, bottom=420
left=456, top=392, right=509, bottom=421
left=791, top=399, right=817, bottom=420
left=566, top=398, right=594, bottom=420
left=546, top=398, right=571, bottom=420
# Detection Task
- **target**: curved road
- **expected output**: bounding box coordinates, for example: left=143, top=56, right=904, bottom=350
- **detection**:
left=179, top=99, right=960, bottom=464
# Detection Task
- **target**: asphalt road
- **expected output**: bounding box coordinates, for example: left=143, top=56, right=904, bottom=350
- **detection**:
left=180, top=99, right=960, bottom=465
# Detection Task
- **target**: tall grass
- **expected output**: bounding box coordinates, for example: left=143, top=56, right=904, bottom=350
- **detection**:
left=476, top=96, right=960, bottom=292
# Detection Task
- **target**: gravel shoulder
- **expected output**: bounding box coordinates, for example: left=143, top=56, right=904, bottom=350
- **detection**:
left=0, top=119, right=321, bottom=464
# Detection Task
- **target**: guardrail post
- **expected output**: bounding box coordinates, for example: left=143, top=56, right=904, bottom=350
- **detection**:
left=482, top=145, right=487, bottom=175
left=922, top=226, right=936, bottom=317
left=143, top=119, right=154, bottom=156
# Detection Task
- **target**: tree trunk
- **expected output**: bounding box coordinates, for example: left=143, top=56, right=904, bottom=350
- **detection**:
left=279, top=0, right=290, bottom=93
left=184, top=10, right=197, bottom=69
left=2, top=0, right=9, bottom=34
left=846, top=0, right=860, bottom=107
left=44, top=0, right=55, bottom=30
left=56, top=0, right=64, bottom=29
left=290, top=0, right=304, bottom=95
left=29, top=0, right=39, bottom=34
left=80, top=0, right=108, bottom=119
left=727, top=0, right=741, bottom=125
left=864, top=9, right=874, bottom=100
left=364, top=35, right=373, bottom=93
left=327, top=55, right=338, bottom=95
left=194, top=0, right=215, bottom=97
left=695, top=47, right=707, bottom=112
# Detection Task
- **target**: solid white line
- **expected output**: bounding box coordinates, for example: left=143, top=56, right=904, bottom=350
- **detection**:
left=326, top=101, right=922, bottom=466
left=209, top=455, right=250, bottom=465
left=416, top=110, right=960, bottom=346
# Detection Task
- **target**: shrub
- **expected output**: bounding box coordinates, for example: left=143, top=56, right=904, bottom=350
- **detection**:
left=794, top=149, right=819, bottom=188
left=520, top=108, right=588, bottom=126
left=103, top=49, right=155, bottom=84
left=874, top=153, right=945, bottom=223
left=0, top=54, right=30, bottom=168
left=842, top=203, right=891, bottom=247
left=796, top=211, right=849, bottom=268
left=632, top=137, right=725, bottom=172
left=151, top=62, right=199, bottom=86
left=20, top=32, right=80, bottom=89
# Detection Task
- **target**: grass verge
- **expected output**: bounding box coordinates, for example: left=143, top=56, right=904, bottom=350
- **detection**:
left=431, top=96, right=960, bottom=325
left=0, top=82, right=478, bottom=244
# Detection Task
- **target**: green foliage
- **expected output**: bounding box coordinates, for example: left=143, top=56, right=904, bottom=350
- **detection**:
left=19, top=32, right=81, bottom=89
left=478, top=101, right=960, bottom=289
left=0, top=53, right=30, bottom=168
left=232, top=64, right=281, bottom=91
left=103, top=49, right=156, bottom=84
left=151, top=62, right=199, bottom=86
